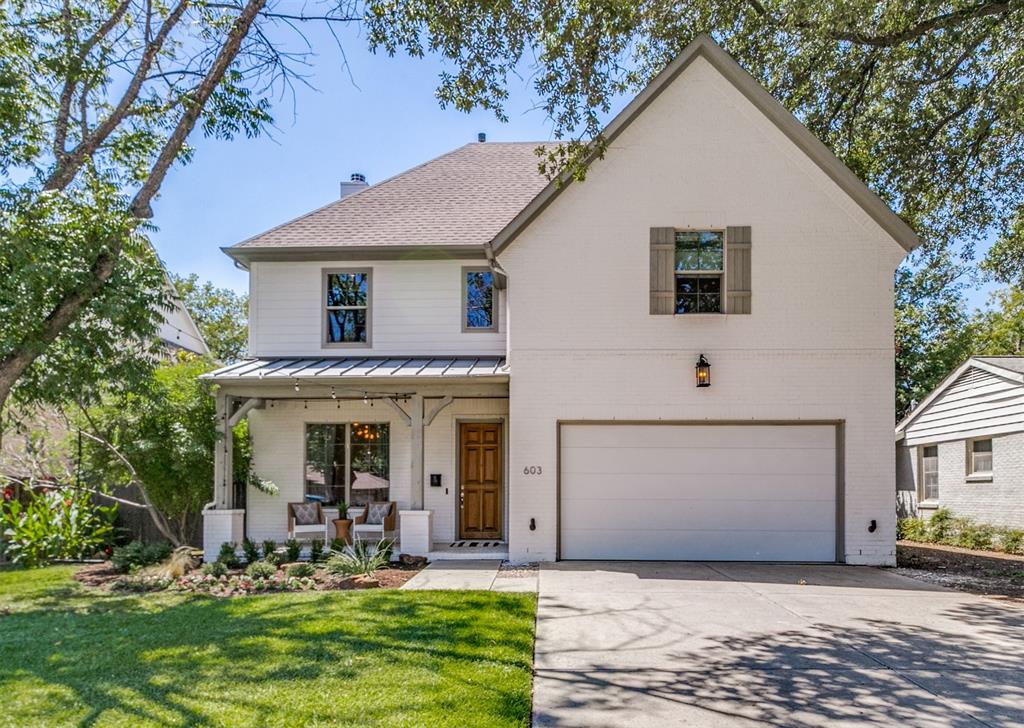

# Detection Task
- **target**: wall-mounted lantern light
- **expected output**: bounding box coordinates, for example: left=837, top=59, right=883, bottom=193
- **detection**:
left=695, top=354, right=711, bottom=388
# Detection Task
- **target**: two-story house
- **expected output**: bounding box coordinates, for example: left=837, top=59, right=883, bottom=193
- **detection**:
left=202, top=35, right=918, bottom=565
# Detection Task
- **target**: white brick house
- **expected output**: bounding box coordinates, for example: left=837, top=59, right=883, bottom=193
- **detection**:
left=202, top=36, right=917, bottom=565
left=896, top=357, right=1024, bottom=530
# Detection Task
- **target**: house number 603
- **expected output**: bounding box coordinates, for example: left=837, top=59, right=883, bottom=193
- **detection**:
left=523, top=466, right=543, bottom=475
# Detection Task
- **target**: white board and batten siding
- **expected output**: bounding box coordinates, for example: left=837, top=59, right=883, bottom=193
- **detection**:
left=559, top=424, right=838, bottom=562
left=903, top=368, right=1024, bottom=446
left=249, top=259, right=505, bottom=358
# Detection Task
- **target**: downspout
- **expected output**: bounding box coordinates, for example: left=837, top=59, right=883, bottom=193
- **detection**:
left=484, top=243, right=510, bottom=365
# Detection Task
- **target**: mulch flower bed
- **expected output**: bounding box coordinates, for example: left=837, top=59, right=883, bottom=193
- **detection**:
left=896, top=540, right=1024, bottom=603
left=74, top=560, right=424, bottom=597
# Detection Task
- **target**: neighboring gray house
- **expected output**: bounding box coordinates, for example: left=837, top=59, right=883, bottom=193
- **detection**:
left=896, top=356, right=1024, bottom=529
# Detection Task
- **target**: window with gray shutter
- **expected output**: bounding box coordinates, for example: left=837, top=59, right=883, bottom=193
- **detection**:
left=649, top=227, right=675, bottom=314
left=725, top=226, right=751, bottom=314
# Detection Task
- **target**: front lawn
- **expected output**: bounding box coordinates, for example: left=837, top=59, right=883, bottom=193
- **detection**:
left=0, top=566, right=536, bottom=727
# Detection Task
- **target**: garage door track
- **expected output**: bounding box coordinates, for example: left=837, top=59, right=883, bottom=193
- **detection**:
left=533, top=562, right=1024, bottom=727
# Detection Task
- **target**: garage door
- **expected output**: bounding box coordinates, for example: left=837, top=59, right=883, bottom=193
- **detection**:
left=559, top=423, right=838, bottom=561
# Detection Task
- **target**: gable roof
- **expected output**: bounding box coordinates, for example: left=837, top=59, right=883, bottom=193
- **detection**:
left=489, top=34, right=920, bottom=256
left=225, top=142, right=550, bottom=264
left=895, top=356, right=1024, bottom=436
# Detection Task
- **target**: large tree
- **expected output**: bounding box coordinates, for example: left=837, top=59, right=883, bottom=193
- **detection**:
left=0, top=0, right=356, bottom=419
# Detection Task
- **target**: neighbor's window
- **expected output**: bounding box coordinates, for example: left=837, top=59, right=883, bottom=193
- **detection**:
left=675, top=231, right=724, bottom=314
left=305, top=423, right=390, bottom=506
left=324, top=270, right=370, bottom=345
left=463, top=268, right=496, bottom=331
left=921, top=445, right=939, bottom=501
left=969, top=438, right=993, bottom=476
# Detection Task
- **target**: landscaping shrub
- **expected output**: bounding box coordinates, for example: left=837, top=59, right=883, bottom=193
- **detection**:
left=264, top=550, right=283, bottom=566
left=111, top=540, right=173, bottom=574
left=897, top=517, right=928, bottom=542
left=926, top=508, right=956, bottom=544
left=241, top=537, right=260, bottom=564
left=202, top=561, right=228, bottom=578
left=216, top=542, right=240, bottom=569
left=285, top=538, right=301, bottom=562
left=286, top=562, right=315, bottom=578
left=261, top=539, right=277, bottom=559
left=957, top=522, right=995, bottom=551
left=112, top=574, right=174, bottom=592
left=330, top=538, right=347, bottom=552
left=325, top=539, right=392, bottom=577
left=245, top=560, right=277, bottom=578
left=999, top=530, right=1024, bottom=555
left=309, top=538, right=324, bottom=563
left=0, top=488, right=116, bottom=567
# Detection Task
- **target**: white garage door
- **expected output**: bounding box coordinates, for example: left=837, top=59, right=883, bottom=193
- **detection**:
left=559, top=423, right=837, bottom=561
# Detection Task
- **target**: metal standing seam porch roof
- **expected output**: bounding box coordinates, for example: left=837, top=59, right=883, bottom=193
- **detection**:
left=201, top=356, right=508, bottom=382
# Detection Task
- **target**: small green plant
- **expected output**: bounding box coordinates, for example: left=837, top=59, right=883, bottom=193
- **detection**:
left=264, top=550, right=283, bottom=566
left=999, top=529, right=1024, bottom=554
left=202, top=561, right=228, bottom=578
left=325, top=539, right=393, bottom=577
left=926, top=508, right=956, bottom=544
left=0, top=488, right=116, bottom=567
left=111, top=541, right=173, bottom=574
left=242, top=537, right=260, bottom=564
left=112, top=574, right=173, bottom=592
left=216, top=542, right=240, bottom=569
left=286, top=562, right=315, bottom=578
left=245, top=560, right=277, bottom=578
left=957, top=522, right=995, bottom=550
left=285, top=538, right=301, bottom=562
left=897, top=517, right=928, bottom=542
left=261, top=539, right=277, bottom=559
left=309, top=539, right=324, bottom=563
left=330, top=538, right=348, bottom=552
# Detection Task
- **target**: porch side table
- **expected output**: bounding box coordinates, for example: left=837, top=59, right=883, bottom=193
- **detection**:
left=332, top=518, right=353, bottom=546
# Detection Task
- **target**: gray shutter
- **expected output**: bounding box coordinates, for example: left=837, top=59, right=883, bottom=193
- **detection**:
left=650, top=227, right=675, bottom=314
left=725, top=226, right=752, bottom=314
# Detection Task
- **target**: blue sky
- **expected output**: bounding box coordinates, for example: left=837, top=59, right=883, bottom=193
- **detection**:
left=149, top=23, right=606, bottom=293
left=149, top=22, right=996, bottom=308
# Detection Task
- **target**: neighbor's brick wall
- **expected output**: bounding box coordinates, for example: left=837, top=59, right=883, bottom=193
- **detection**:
left=898, top=433, right=1024, bottom=530
left=499, top=56, right=908, bottom=566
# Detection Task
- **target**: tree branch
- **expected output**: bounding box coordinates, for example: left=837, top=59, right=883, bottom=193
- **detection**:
left=131, top=0, right=267, bottom=217
left=821, top=2, right=1014, bottom=48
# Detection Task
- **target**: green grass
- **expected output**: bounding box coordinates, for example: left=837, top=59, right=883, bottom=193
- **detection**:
left=0, top=566, right=536, bottom=727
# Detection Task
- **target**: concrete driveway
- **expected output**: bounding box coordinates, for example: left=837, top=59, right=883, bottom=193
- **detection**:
left=533, top=562, right=1024, bottom=727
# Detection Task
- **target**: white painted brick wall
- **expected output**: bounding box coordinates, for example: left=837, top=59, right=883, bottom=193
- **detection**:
left=897, top=433, right=1024, bottom=529
left=499, top=56, right=908, bottom=566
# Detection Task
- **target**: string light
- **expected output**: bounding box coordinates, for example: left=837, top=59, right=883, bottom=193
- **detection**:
left=330, top=386, right=337, bottom=400
left=303, top=400, right=308, bottom=409
left=293, top=381, right=300, bottom=392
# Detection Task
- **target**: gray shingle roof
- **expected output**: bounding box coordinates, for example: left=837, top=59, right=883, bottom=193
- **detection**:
left=231, top=142, right=549, bottom=250
left=975, top=356, right=1024, bottom=375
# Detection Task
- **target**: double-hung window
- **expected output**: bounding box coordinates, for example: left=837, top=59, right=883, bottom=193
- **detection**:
left=674, top=231, right=724, bottom=314
left=463, top=267, right=497, bottom=331
left=921, top=445, right=939, bottom=501
left=304, top=423, right=390, bottom=506
left=968, top=438, right=993, bottom=478
left=324, top=269, right=370, bottom=345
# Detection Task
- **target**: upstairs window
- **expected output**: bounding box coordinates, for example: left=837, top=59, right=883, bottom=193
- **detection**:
left=324, top=270, right=370, bottom=345
left=674, top=231, right=724, bottom=314
left=921, top=445, right=939, bottom=501
left=463, top=267, right=497, bottom=331
left=968, top=438, right=993, bottom=477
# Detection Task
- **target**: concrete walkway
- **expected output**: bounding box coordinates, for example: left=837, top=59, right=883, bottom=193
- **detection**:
left=533, top=561, right=1024, bottom=727
left=401, top=560, right=502, bottom=590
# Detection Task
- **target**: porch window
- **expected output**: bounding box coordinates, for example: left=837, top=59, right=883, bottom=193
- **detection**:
left=324, top=269, right=370, bottom=345
left=304, top=423, right=390, bottom=506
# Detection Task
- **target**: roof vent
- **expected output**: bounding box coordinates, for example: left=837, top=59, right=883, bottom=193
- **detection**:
left=339, top=172, right=369, bottom=199
left=477, top=132, right=486, bottom=143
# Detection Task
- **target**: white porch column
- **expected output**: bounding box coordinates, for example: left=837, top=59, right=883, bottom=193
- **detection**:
left=213, top=391, right=234, bottom=509
left=409, top=394, right=424, bottom=510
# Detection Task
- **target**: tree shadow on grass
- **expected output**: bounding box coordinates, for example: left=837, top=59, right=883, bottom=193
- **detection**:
left=0, top=586, right=536, bottom=727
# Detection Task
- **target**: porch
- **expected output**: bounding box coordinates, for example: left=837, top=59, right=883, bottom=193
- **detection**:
left=199, top=356, right=509, bottom=561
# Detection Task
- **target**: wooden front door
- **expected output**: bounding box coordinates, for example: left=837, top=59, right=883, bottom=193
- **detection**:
left=459, top=422, right=503, bottom=540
